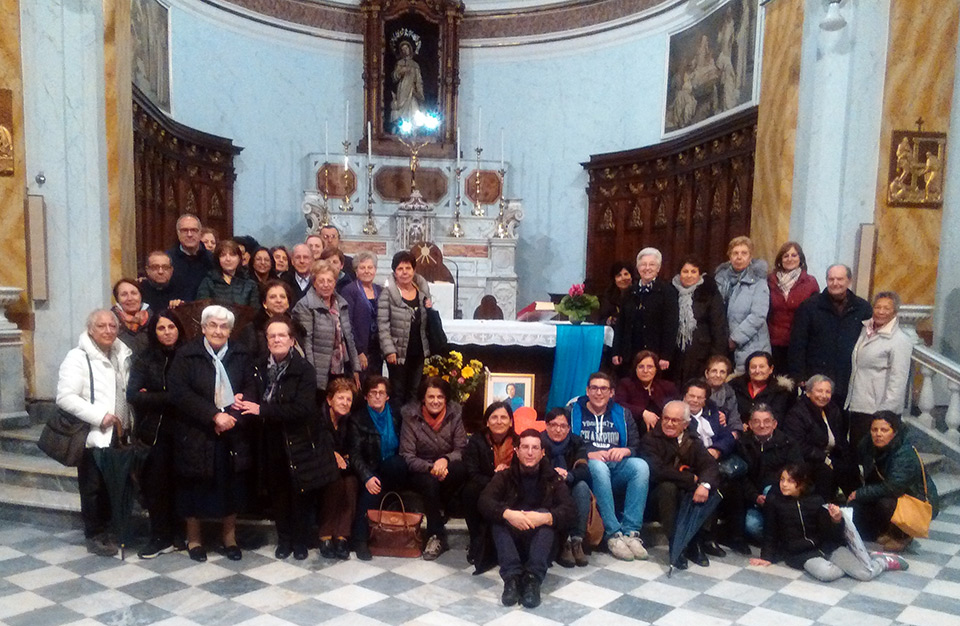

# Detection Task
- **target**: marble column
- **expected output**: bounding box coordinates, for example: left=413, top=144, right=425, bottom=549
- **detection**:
left=0, top=287, right=28, bottom=427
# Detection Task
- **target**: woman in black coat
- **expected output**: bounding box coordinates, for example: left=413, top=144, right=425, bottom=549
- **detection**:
left=541, top=407, right=593, bottom=567
left=729, top=351, right=796, bottom=422
left=236, top=316, right=335, bottom=561
left=670, top=256, right=729, bottom=385
left=168, top=305, right=257, bottom=562
left=462, top=401, right=518, bottom=570
left=127, top=310, right=185, bottom=559
left=347, top=375, right=408, bottom=560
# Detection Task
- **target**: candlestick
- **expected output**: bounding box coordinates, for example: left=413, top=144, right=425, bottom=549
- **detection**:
left=325, top=120, right=329, bottom=161
left=367, top=121, right=373, bottom=161
left=340, top=140, right=353, bottom=212
left=345, top=101, right=349, bottom=140
left=494, top=167, right=508, bottom=238
left=363, top=162, right=377, bottom=234
left=500, top=129, right=505, bottom=171
left=451, top=165, right=465, bottom=238
left=477, top=108, right=482, bottom=150
left=471, top=146, right=484, bottom=217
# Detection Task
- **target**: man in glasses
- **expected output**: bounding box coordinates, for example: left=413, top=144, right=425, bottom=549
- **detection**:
left=167, top=213, right=213, bottom=301
left=140, top=251, right=181, bottom=311
left=569, top=372, right=650, bottom=561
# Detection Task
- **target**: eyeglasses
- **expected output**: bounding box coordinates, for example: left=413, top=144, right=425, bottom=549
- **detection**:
left=661, top=417, right=685, bottom=425
left=587, top=385, right=611, bottom=393
left=367, top=389, right=388, bottom=397
left=547, top=422, right=570, bottom=430
left=147, top=264, right=172, bottom=271
left=178, top=227, right=200, bottom=234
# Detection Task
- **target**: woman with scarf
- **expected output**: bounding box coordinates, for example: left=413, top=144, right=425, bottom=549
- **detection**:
left=462, top=401, right=519, bottom=571
left=767, top=242, right=819, bottom=374
left=341, top=251, right=384, bottom=381
left=347, top=375, right=407, bottom=560
left=112, top=277, right=151, bottom=354
left=168, top=305, right=256, bottom=562
left=714, top=236, right=771, bottom=375
left=400, top=376, right=468, bottom=560
left=541, top=407, right=592, bottom=567
left=292, top=261, right=361, bottom=400
left=236, top=316, right=335, bottom=561
left=670, top=256, right=729, bottom=385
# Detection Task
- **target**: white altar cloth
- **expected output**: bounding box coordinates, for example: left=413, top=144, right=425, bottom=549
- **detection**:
left=443, top=320, right=614, bottom=348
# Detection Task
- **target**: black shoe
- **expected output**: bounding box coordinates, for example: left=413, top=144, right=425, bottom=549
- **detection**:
left=319, top=539, right=336, bottom=559
left=501, top=576, right=521, bottom=606
left=275, top=541, right=292, bottom=560
left=702, top=540, right=726, bottom=558
left=86, top=534, right=118, bottom=557
left=220, top=544, right=242, bottom=561
left=293, top=544, right=309, bottom=561
left=354, top=541, right=372, bottom=561
left=687, top=542, right=710, bottom=567
left=138, top=537, right=174, bottom=560
left=671, top=555, right=689, bottom=570
left=725, top=538, right=752, bottom=556
left=334, top=538, right=350, bottom=560
left=188, top=545, right=207, bottom=562
left=520, top=572, right=542, bottom=609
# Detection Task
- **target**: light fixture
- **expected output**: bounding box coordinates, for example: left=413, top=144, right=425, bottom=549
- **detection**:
left=820, top=0, right=846, bottom=31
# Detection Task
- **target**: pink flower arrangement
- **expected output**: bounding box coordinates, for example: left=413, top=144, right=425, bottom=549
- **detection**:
left=568, top=283, right=585, bottom=297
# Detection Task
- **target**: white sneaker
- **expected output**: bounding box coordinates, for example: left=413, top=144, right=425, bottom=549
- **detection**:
left=624, top=531, right=649, bottom=560
left=607, top=533, right=634, bottom=561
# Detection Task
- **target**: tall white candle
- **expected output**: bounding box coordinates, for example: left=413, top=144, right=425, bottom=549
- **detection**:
left=345, top=101, right=350, bottom=140
left=325, top=120, right=329, bottom=161
left=456, top=126, right=461, bottom=169
left=367, top=121, right=373, bottom=161
left=477, top=107, right=482, bottom=150
left=500, top=128, right=505, bottom=170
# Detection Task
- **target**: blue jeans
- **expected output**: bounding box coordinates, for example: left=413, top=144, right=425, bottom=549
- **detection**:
left=587, top=457, right=649, bottom=538
left=745, top=485, right=772, bottom=542
left=570, top=480, right=592, bottom=539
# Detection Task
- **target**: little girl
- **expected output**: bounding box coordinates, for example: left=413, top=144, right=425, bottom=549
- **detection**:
left=749, top=464, right=906, bottom=582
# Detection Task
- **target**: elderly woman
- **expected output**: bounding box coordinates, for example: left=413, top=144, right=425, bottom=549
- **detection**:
left=541, top=407, right=593, bottom=568
left=615, top=350, right=679, bottom=435
left=783, top=374, right=857, bottom=501
left=379, top=250, right=433, bottom=411
left=671, top=256, right=728, bottom=384
left=463, top=401, right=518, bottom=570
left=348, top=375, right=409, bottom=560
left=849, top=411, right=939, bottom=551
left=57, top=309, right=132, bottom=556
left=596, top=261, right=635, bottom=327
left=341, top=251, right=384, bottom=380
left=767, top=242, right=819, bottom=373
left=236, top=317, right=333, bottom=561
left=196, top=239, right=259, bottom=308
left=613, top=248, right=679, bottom=376
left=714, top=236, right=770, bottom=374
left=730, top=351, right=794, bottom=423
left=168, top=305, right=256, bottom=562
left=112, top=278, right=151, bottom=354
left=845, top=291, right=914, bottom=457
left=704, top=355, right=743, bottom=434
left=400, top=376, right=468, bottom=560
left=292, top=260, right=361, bottom=398
left=127, top=310, right=185, bottom=559
left=317, top=378, right=359, bottom=560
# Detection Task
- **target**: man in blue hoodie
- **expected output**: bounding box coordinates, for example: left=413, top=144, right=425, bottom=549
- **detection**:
left=570, top=372, right=650, bottom=561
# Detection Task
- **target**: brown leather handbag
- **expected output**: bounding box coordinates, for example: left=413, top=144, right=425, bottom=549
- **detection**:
left=367, top=491, right=424, bottom=558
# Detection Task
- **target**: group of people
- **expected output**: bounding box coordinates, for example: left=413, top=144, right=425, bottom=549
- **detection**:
left=55, top=215, right=937, bottom=610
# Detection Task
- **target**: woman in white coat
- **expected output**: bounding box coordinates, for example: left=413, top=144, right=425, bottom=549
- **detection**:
left=845, top=292, right=913, bottom=456
left=56, top=309, right=133, bottom=556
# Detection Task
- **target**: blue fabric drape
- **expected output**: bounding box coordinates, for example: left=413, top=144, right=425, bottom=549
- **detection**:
left=547, top=324, right=605, bottom=410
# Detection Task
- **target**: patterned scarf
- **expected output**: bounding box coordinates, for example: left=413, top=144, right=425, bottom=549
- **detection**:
left=263, top=351, right=292, bottom=403
left=114, top=306, right=149, bottom=332
left=776, top=268, right=802, bottom=298
left=203, top=338, right=234, bottom=410
left=672, top=274, right=703, bottom=350
left=327, top=299, right=346, bottom=376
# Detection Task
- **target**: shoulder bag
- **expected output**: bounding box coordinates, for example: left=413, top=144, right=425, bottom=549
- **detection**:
left=889, top=447, right=933, bottom=538
left=367, top=491, right=424, bottom=558
left=38, top=354, right=94, bottom=467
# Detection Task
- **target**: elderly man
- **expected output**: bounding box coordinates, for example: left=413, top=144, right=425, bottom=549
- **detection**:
left=612, top=247, right=679, bottom=374
left=640, top=400, right=720, bottom=569
left=166, top=213, right=213, bottom=302
left=56, top=309, right=133, bottom=556
left=284, top=243, right=315, bottom=305
left=479, top=428, right=576, bottom=609
left=319, top=224, right=355, bottom=279
left=570, top=372, right=650, bottom=561
left=139, top=251, right=181, bottom=311
left=788, top=264, right=871, bottom=404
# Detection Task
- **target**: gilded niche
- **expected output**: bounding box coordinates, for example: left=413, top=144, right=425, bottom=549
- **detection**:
left=0, top=89, right=13, bottom=176
left=887, top=129, right=946, bottom=209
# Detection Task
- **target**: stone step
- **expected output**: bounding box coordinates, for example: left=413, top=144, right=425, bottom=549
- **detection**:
left=0, top=452, right=78, bottom=493
left=919, top=452, right=945, bottom=473
left=0, top=424, right=46, bottom=457
left=932, top=471, right=960, bottom=506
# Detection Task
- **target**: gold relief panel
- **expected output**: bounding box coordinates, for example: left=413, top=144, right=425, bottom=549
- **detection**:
left=655, top=178, right=668, bottom=191
left=695, top=145, right=706, bottom=161
left=210, top=171, right=225, bottom=182
left=598, top=205, right=615, bottom=232
left=731, top=182, right=742, bottom=215
left=628, top=202, right=644, bottom=230
left=602, top=167, right=617, bottom=180
left=629, top=181, right=645, bottom=195
left=185, top=188, right=197, bottom=213
left=210, top=192, right=223, bottom=217
left=655, top=158, right=669, bottom=172
left=0, top=89, right=13, bottom=176
left=676, top=194, right=688, bottom=226
left=887, top=129, right=946, bottom=209
left=653, top=198, right=668, bottom=229
left=599, top=184, right=618, bottom=198
left=711, top=186, right=723, bottom=217
left=712, top=139, right=723, bottom=153
left=693, top=193, right=706, bottom=223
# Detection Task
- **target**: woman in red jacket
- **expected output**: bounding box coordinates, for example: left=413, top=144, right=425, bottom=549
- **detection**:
left=767, top=242, right=819, bottom=374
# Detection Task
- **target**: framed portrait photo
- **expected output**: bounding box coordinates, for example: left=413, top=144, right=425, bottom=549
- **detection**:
left=484, top=373, right=535, bottom=412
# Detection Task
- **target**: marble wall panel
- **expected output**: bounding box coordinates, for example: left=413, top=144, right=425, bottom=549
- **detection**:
left=873, top=0, right=959, bottom=304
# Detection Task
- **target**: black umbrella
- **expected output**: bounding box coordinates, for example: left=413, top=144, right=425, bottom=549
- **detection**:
left=668, top=489, right=722, bottom=577
left=92, top=440, right=149, bottom=560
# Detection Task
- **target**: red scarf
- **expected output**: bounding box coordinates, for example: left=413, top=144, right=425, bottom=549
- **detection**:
left=114, top=306, right=148, bottom=332
left=422, top=404, right=447, bottom=432
left=487, top=433, right=516, bottom=468
left=748, top=380, right=767, bottom=399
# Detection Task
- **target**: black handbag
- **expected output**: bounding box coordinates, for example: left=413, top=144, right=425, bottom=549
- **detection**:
left=38, top=354, right=93, bottom=467
left=426, top=307, right=447, bottom=355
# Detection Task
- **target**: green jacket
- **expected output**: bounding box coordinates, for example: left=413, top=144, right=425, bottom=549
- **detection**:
left=857, top=427, right=939, bottom=518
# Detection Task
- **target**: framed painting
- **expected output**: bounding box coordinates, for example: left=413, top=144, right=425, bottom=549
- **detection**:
left=484, top=373, right=535, bottom=412
left=132, top=0, right=171, bottom=112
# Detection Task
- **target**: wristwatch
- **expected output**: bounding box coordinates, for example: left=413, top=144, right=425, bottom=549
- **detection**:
left=700, top=482, right=712, bottom=490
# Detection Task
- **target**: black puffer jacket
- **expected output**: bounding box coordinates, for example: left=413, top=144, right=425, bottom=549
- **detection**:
left=782, top=394, right=850, bottom=467
left=857, top=427, right=940, bottom=518
left=477, top=457, right=577, bottom=532
left=168, top=338, right=257, bottom=480
left=348, top=403, right=402, bottom=484
left=761, top=491, right=842, bottom=568
left=127, top=345, right=178, bottom=445
left=736, top=428, right=802, bottom=504
left=254, top=352, right=338, bottom=493
left=614, top=278, right=680, bottom=364
left=639, top=425, right=720, bottom=490
left=730, top=374, right=796, bottom=422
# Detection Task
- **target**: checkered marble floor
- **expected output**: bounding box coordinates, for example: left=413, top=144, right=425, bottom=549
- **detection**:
left=1, top=505, right=959, bottom=626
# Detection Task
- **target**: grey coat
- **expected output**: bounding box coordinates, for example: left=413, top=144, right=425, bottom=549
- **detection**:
left=399, top=401, right=467, bottom=474
left=845, top=318, right=914, bottom=414
left=715, top=258, right=771, bottom=373
left=378, top=274, right=432, bottom=364
left=291, top=289, right=360, bottom=390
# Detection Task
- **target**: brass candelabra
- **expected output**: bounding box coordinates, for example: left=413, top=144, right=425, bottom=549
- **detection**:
left=471, top=146, right=485, bottom=216
left=339, top=140, right=353, bottom=212
left=451, top=165, right=465, bottom=237
left=494, top=167, right=508, bottom=238
left=363, top=162, right=377, bottom=234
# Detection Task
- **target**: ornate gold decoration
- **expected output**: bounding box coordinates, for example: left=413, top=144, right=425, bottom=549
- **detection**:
left=654, top=198, right=668, bottom=228
left=599, top=185, right=618, bottom=198
left=210, top=193, right=224, bottom=217
left=693, top=169, right=704, bottom=182
left=678, top=152, right=687, bottom=164
left=188, top=165, right=199, bottom=177
left=712, top=139, right=723, bottom=153
left=655, top=158, right=668, bottom=172
left=731, top=131, right=744, bottom=147
left=731, top=182, right=742, bottom=215
left=731, top=157, right=742, bottom=173
left=693, top=193, right=705, bottom=223
left=629, top=181, right=645, bottom=195
left=694, top=145, right=705, bottom=161
left=676, top=194, right=688, bottom=226
left=165, top=182, right=177, bottom=211
left=628, top=202, right=644, bottom=229
left=210, top=171, right=224, bottom=182
left=887, top=128, right=947, bottom=208
left=655, top=178, right=667, bottom=191
left=185, top=188, right=197, bottom=213
left=598, top=206, right=615, bottom=231
left=602, top=167, right=617, bottom=180
left=711, top=164, right=721, bottom=177
left=711, top=186, right=723, bottom=217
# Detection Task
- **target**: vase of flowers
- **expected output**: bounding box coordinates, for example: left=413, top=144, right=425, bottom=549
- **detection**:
left=556, top=283, right=599, bottom=324
left=422, top=350, right=488, bottom=403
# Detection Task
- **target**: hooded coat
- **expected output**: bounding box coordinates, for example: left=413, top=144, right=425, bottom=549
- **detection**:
left=714, top=258, right=771, bottom=372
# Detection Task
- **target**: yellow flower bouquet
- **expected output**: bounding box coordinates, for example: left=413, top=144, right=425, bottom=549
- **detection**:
left=422, top=351, right=488, bottom=403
